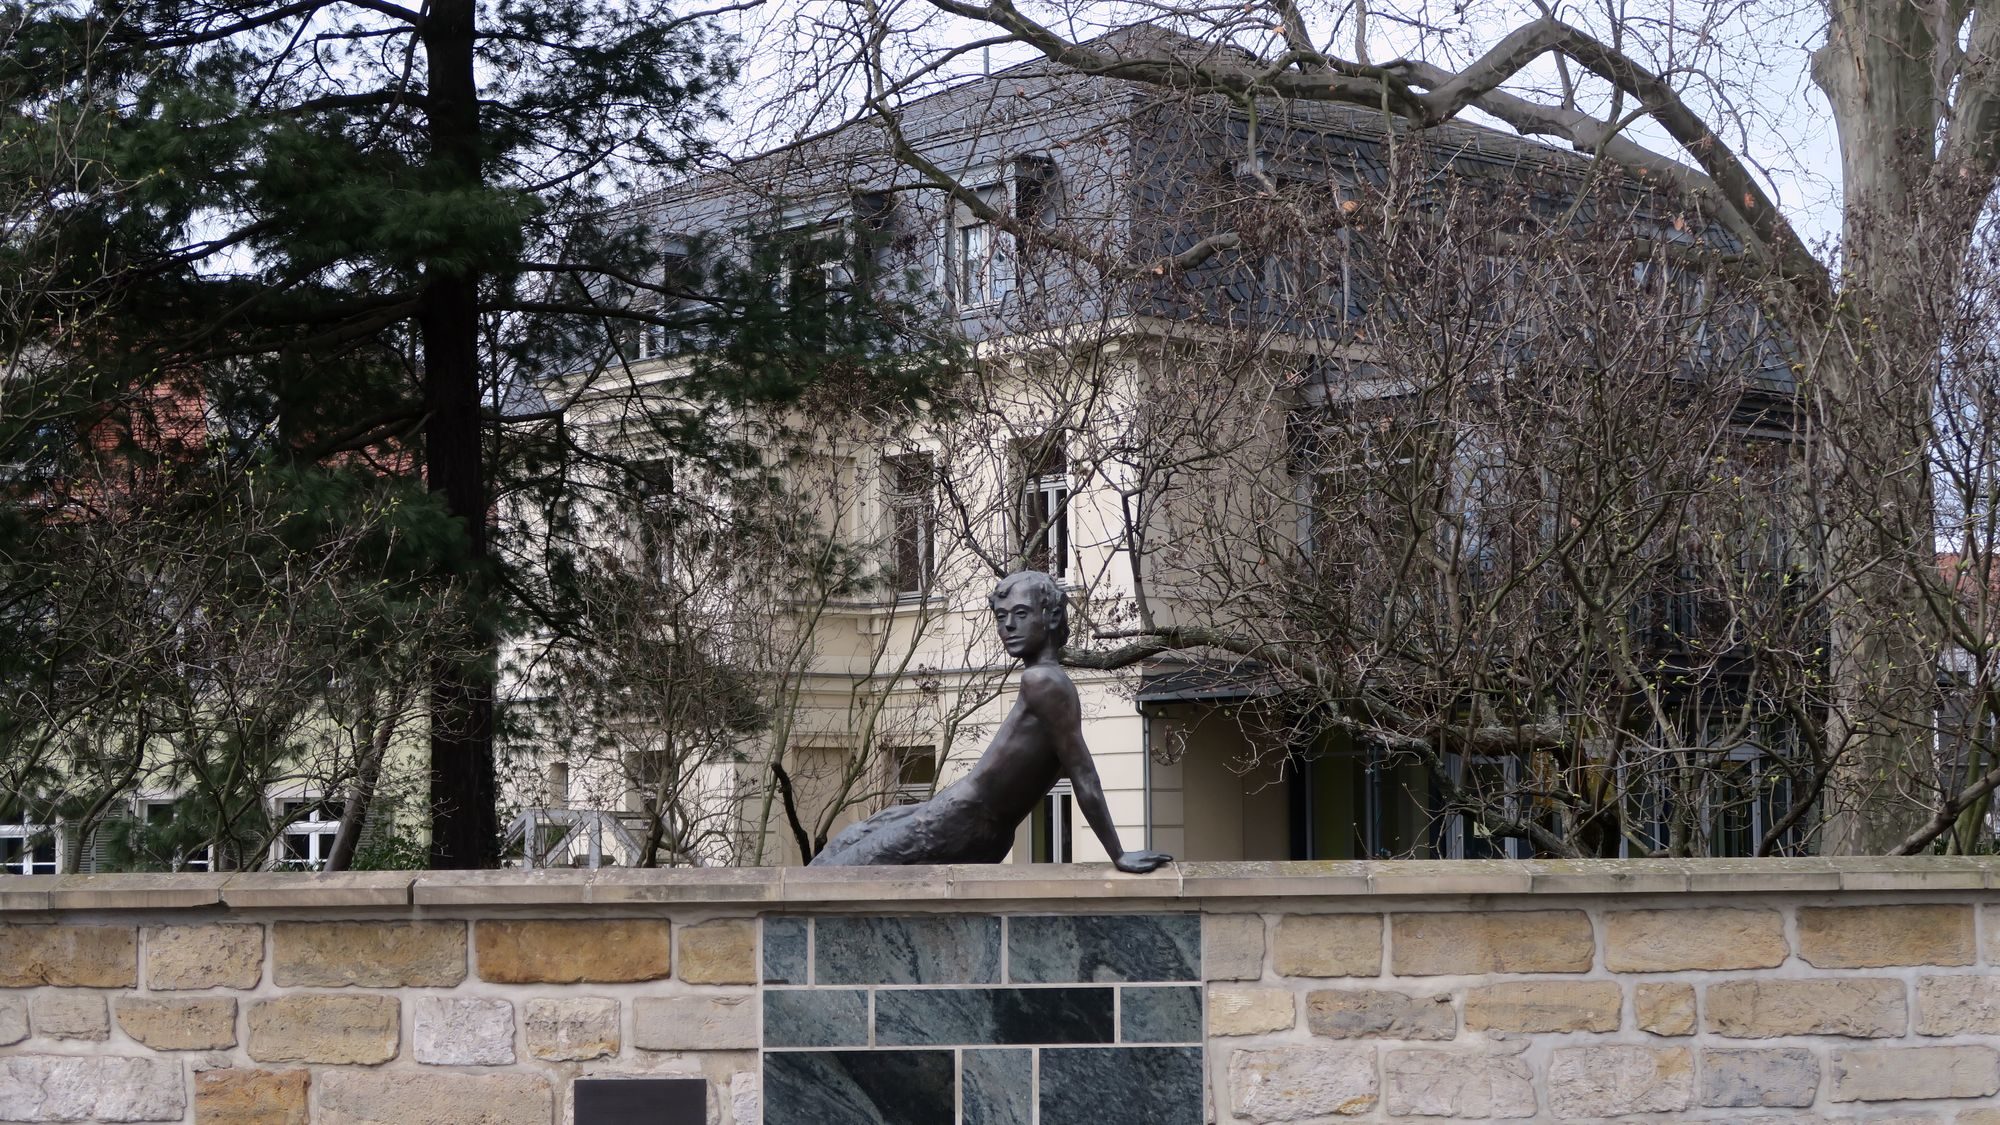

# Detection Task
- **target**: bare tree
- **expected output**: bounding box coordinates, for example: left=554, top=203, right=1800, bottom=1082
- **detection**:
left=727, top=0, right=2000, bottom=854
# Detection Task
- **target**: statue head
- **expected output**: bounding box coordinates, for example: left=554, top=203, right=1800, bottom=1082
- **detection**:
left=989, top=569, right=1069, bottom=658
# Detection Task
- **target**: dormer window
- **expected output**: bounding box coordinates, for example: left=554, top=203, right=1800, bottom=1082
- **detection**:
left=952, top=186, right=1012, bottom=307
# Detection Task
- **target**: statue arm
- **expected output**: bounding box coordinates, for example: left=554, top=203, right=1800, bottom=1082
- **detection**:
left=1021, top=669, right=1172, bottom=874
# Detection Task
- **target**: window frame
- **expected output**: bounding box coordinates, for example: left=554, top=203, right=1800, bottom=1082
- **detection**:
left=1030, top=780, right=1075, bottom=863
left=0, top=813, right=60, bottom=875
left=949, top=185, right=1013, bottom=309
left=272, top=797, right=342, bottom=871
left=884, top=451, right=938, bottom=597
left=1013, top=436, right=1070, bottom=579
left=889, top=744, right=938, bottom=806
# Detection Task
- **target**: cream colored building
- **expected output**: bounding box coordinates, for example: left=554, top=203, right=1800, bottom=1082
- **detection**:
left=498, top=47, right=1574, bottom=867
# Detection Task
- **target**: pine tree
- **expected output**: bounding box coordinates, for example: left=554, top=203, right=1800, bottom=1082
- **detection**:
left=2, top=0, right=946, bottom=866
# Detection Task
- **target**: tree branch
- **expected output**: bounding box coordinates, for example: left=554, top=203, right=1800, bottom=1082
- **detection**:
left=133, top=0, right=423, bottom=50
left=914, top=5, right=1830, bottom=303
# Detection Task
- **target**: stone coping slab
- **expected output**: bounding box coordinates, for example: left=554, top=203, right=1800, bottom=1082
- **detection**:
left=3, top=857, right=2000, bottom=912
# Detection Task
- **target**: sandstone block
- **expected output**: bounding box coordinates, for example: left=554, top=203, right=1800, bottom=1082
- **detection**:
left=194, top=1069, right=309, bottom=1125
left=247, top=994, right=398, bottom=1064
left=413, top=996, right=514, bottom=1065
left=1390, top=911, right=1592, bottom=975
left=1203, top=913, right=1267, bottom=981
left=1700, top=1048, right=1819, bottom=1107
left=0, top=998, right=23, bottom=1046
left=1273, top=914, right=1381, bottom=978
left=1635, top=982, right=1696, bottom=1036
left=1207, top=986, right=1296, bottom=1036
left=0, top=925, right=136, bottom=987
left=1831, top=1045, right=2000, bottom=1102
left=313, top=1069, right=552, bottom=1125
left=634, top=994, right=757, bottom=1050
left=0, top=1056, right=184, bottom=1122
left=1920, top=975, right=2000, bottom=1035
left=1799, top=904, right=1975, bottom=968
left=678, top=918, right=757, bottom=984
left=1958, top=1111, right=2000, bottom=1125
left=1306, top=988, right=1454, bottom=1040
left=30, top=991, right=107, bottom=1040
left=144, top=923, right=262, bottom=990
left=1228, top=1045, right=1378, bottom=1120
left=272, top=920, right=465, bottom=987
left=116, top=996, right=236, bottom=1050
left=524, top=996, right=619, bottom=1060
left=1465, top=980, right=1619, bottom=1033
left=1604, top=908, right=1787, bottom=971
left=1384, top=1048, right=1535, bottom=1118
left=1547, top=1046, right=1693, bottom=1117
left=1707, top=978, right=1906, bottom=1038
left=476, top=919, right=670, bottom=983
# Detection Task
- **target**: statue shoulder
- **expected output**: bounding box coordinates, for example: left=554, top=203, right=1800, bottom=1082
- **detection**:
left=1018, top=663, right=1077, bottom=701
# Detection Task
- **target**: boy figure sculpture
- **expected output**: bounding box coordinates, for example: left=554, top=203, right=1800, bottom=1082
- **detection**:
left=809, top=570, right=1173, bottom=872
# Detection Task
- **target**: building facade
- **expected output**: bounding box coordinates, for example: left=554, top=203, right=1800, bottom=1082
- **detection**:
left=501, top=31, right=1810, bottom=866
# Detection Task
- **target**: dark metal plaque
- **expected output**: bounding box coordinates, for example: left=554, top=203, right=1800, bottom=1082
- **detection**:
left=574, top=1077, right=707, bottom=1124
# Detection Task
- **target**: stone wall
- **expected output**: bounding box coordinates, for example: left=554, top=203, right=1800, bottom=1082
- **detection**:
left=5, top=860, right=2000, bottom=1122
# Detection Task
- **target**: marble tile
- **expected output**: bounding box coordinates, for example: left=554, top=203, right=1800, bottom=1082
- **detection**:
left=816, top=915, right=1000, bottom=985
left=763, top=917, right=808, bottom=984
left=875, top=987, right=1114, bottom=1046
left=962, top=1049, right=1032, bottom=1125
left=764, top=989, right=868, bottom=1047
left=1008, top=915, right=1199, bottom=983
left=1039, top=1046, right=1203, bottom=1125
left=764, top=1049, right=953, bottom=1125
left=1121, top=986, right=1202, bottom=1043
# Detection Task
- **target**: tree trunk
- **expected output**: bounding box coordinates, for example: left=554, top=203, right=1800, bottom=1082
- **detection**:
left=326, top=696, right=403, bottom=872
left=1811, top=0, right=1947, bottom=853
left=420, top=0, right=499, bottom=869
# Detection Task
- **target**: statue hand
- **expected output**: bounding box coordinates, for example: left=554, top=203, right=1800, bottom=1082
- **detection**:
left=1114, top=849, right=1172, bottom=874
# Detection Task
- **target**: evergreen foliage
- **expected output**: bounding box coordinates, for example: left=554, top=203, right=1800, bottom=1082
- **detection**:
left=0, top=0, right=957, bottom=867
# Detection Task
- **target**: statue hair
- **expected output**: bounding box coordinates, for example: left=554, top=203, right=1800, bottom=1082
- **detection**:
left=990, top=570, right=1069, bottom=651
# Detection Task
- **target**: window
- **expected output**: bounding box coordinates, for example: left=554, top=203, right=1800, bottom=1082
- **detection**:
left=630, top=455, right=692, bottom=574
left=1618, top=734, right=1807, bottom=858
left=1012, top=155, right=1058, bottom=225
left=952, top=187, right=1012, bottom=307
left=546, top=762, right=570, bottom=810
left=885, top=452, right=936, bottom=595
left=622, top=319, right=671, bottom=362
left=773, top=226, right=849, bottom=307
left=1292, top=411, right=1438, bottom=563
left=624, top=750, right=670, bottom=815
left=957, top=222, right=994, bottom=304
left=1030, top=780, right=1074, bottom=862
left=1015, top=437, right=1069, bottom=578
left=141, top=800, right=212, bottom=872
left=890, top=745, right=937, bottom=805
left=0, top=813, right=58, bottom=875
left=759, top=224, right=851, bottom=350
left=275, top=798, right=342, bottom=870
left=1437, top=753, right=1528, bottom=860
left=785, top=237, right=838, bottom=308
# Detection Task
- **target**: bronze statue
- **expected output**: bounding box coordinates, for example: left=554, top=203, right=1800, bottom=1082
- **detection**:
left=809, top=570, right=1173, bottom=872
